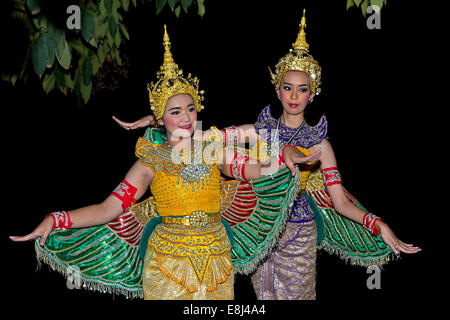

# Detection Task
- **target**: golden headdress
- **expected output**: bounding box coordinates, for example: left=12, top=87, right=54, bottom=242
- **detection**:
left=269, top=9, right=322, bottom=95
left=147, top=25, right=205, bottom=119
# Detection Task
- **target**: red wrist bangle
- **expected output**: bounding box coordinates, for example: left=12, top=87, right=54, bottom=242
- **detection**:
left=362, top=213, right=383, bottom=236
left=230, top=153, right=249, bottom=181
left=46, top=211, right=73, bottom=230
left=112, top=180, right=138, bottom=211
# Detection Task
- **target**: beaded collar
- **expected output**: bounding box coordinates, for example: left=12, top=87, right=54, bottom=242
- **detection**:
left=254, top=105, right=328, bottom=148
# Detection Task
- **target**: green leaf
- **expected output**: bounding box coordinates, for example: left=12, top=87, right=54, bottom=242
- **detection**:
left=115, top=29, right=121, bottom=47
left=33, top=14, right=47, bottom=32
left=69, top=38, right=89, bottom=56
left=104, top=0, right=113, bottom=13
left=42, top=71, right=55, bottom=94
left=56, top=34, right=71, bottom=69
left=97, top=42, right=106, bottom=64
left=54, top=63, right=66, bottom=87
left=80, top=79, right=92, bottom=103
left=42, top=31, right=57, bottom=68
left=168, top=0, right=178, bottom=10
left=97, top=21, right=109, bottom=39
left=82, top=58, right=93, bottom=86
left=81, top=8, right=95, bottom=42
left=370, top=0, right=384, bottom=11
left=106, top=29, right=114, bottom=47
left=346, top=0, right=355, bottom=10
left=181, top=0, right=193, bottom=13
left=98, top=0, right=107, bottom=17
left=91, top=55, right=100, bottom=76
left=88, top=36, right=98, bottom=47
left=156, top=0, right=168, bottom=14
left=132, top=0, right=137, bottom=8
left=174, top=5, right=181, bottom=17
left=361, top=0, right=369, bottom=16
left=197, top=0, right=205, bottom=16
left=111, top=47, right=122, bottom=65
left=47, top=21, right=62, bottom=49
left=122, top=0, right=130, bottom=11
left=10, top=74, right=18, bottom=86
left=119, top=23, right=130, bottom=40
left=65, top=73, right=75, bottom=90
left=31, top=33, right=49, bottom=77
left=354, top=0, right=363, bottom=6
left=109, top=18, right=117, bottom=38
left=26, top=0, right=40, bottom=15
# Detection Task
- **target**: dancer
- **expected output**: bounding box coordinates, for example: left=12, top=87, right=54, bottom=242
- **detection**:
left=115, top=11, right=421, bottom=300
left=10, top=25, right=317, bottom=300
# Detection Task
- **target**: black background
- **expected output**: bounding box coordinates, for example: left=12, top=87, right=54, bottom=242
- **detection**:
left=2, top=0, right=438, bottom=316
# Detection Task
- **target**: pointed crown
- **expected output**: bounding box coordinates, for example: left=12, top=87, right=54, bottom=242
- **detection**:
left=147, top=25, right=205, bottom=119
left=269, top=9, right=322, bottom=95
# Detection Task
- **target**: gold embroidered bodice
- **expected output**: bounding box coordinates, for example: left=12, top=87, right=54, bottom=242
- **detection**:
left=135, top=127, right=232, bottom=292
left=136, top=139, right=221, bottom=216
left=135, top=127, right=225, bottom=217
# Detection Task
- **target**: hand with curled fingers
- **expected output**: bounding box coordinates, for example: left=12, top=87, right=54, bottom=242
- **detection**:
left=282, top=145, right=321, bottom=176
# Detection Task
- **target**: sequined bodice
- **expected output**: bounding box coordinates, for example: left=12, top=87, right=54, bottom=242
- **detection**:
left=135, top=127, right=224, bottom=217
left=254, top=105, right=328, bottom=222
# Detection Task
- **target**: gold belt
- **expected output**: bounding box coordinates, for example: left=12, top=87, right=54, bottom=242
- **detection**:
left=162, top=211, right=221, bottom=227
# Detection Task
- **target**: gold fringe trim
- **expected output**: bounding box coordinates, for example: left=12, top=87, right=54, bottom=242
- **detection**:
left=34, top=242, right=143, bottom=299
left=317, top=241, right=400, bottom=267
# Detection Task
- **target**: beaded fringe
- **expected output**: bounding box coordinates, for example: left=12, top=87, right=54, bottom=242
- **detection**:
left=34, top=242, right=144, bottom=299
left=317, top=241, right=399, bottom=267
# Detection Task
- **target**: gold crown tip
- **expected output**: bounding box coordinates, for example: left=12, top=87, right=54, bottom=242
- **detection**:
left=163, top=25, right=170, bottom=45
left=300, top=9, right=306, bottom=28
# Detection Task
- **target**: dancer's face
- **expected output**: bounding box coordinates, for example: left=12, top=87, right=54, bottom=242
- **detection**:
left=277, top=71, right=314, bottom=116
left=159, top=93, right=197, bottom=139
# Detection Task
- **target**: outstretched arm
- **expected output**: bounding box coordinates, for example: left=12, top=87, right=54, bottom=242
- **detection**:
left=10, top=160, right=153, bottom=246
left=317, top=139, right=421, bottom=255
left=112, top=115, right=155, bottom=130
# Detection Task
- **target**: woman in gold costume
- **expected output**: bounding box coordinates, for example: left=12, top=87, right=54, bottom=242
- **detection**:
left=10, top=25, right=317, bottom=300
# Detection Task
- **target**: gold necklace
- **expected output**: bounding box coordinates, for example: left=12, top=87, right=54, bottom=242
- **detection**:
left=168, top=140, right=213, bottom=192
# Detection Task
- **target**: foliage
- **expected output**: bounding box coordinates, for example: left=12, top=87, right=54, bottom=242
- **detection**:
left=346, top=0, right=387, bottom=16
left=3, top=0, right=386, bottom=104
left=3, top=0, right=205, bottom=104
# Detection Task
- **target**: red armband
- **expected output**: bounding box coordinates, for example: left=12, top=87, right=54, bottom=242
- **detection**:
left=222, top=125, right=241, bottom=146
left=230, top=153, right=249, bottom=181
left=362, top=213, right=383, bottom=236
left=322, top=167, right=342, bottom=187
left=46, top=211, right=73, bottom=230
left=112, top=180, right=138, bottom=211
